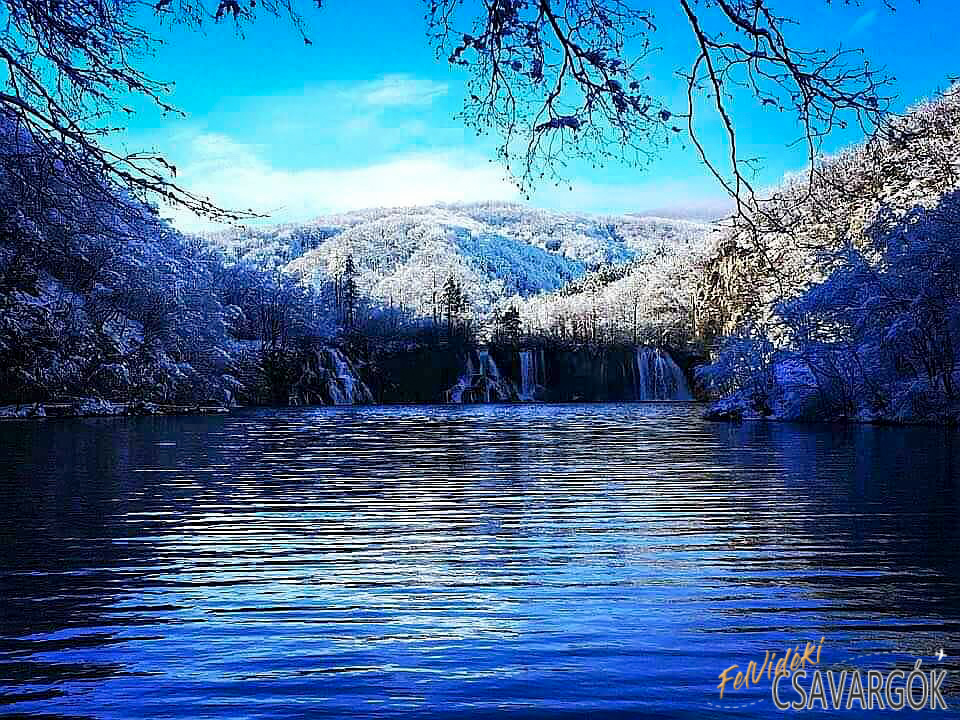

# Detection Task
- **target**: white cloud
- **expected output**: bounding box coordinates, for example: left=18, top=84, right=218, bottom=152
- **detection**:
left=529, top=177, right=732, bottom=221
left=850, top=9, right=878, bottom=36
left=161, top=130, right=733, bottom=232
left=351, top=73, right=449, bottom=107
left=163, top=132, right=519, bottom=232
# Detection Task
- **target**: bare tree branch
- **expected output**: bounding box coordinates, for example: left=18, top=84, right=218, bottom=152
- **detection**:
left=428, top=0, right=897, bottom=220
left=427, top=0, right=677, bottom=195
left=0, top=1, right=323, bottom=220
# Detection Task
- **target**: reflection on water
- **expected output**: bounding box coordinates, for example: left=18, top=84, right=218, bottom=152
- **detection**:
left=1, top=405, right=959, bottom=718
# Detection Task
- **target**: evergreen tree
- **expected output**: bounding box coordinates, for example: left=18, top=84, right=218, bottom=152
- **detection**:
left=442, top=275, right=464, bottom=338
left=341, top=254, right=359, bottom=329
left=495, top=306, right=522, bottom=344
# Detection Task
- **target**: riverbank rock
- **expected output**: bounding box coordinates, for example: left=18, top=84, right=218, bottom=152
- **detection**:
left=0, top=403, right=46, bottom=419
left=0, top=399, right=229, bottom=420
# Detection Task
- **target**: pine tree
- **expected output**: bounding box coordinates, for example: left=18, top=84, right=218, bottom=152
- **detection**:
left=496, top=306, right=522, bottom=344
left=340, top=254, right=359, bottom=328
left=442, top=275, right=464, bottom=338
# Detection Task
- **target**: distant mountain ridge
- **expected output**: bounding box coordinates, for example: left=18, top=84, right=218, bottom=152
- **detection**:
left=206, top=202, right=714, bottom=319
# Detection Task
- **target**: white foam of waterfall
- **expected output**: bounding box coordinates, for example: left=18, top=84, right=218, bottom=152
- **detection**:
left=446, top=350, right=517, bottom=403
left=325, top=349, right=351, bottom=405
left=478, top=350, right=501, bottom=402
left=635, top=348, right=692, bottom=401
left=478, top=350, right=501, bottom=377
left=519, top=350, right=538, bottom=402
left=324, top=348, right=374, bottom=405
left=447, top=357, right=475, bottom=404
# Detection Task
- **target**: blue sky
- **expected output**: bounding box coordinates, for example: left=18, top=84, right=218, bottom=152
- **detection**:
left=116, top=1, right=959, bottom=230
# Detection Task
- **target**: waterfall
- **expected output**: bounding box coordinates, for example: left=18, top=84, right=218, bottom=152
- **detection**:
left=519, top=350, right=534, bottom=401
left=446, top=349, right=518, bottom=403
left=478, top=350, right=500, bottom=378
left=447, top=357, right=475, bottom=404
left=289, top=347, right=374, bottom=406
left=540, top=348, right=546, bottom=391
left=635, top=347, right=692, bottom=401
left=323, top=348, right=375, bottom=405
left=518, top=349, right=542, bottom=402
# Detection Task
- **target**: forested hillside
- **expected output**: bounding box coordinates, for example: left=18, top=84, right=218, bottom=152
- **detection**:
left=0, top=116, right=342, bottom=413
left=207, top=203, right=713, bottom=337
left=697, top=85, right=960, bottom=423
left=513, top=222, right=716, bottom=346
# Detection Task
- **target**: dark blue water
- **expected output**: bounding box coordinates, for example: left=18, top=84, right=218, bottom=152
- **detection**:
left=1, top=404, right=959, bottom=718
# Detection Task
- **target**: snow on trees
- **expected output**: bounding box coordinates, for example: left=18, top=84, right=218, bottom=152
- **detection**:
left=219, top=202, right=715, bottom=345
left=698, top=87, right=960, bottom=424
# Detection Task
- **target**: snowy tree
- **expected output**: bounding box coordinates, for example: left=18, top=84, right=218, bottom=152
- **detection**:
left=493, top=306, right=522, bottom=345
left=0, top=113, right=346, bottom=407
left=337, top=253, right=359, bottom=329
left=697, top=85, right=960, bottom=341
left=703, top=190, right=960, bottom=423
left=441, top=275, right=466, bottom=337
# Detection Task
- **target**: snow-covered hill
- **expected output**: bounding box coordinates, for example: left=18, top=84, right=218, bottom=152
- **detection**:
left=696, top=83, right=960, bottom=424
left=207, top=202, right=714, bottom=319
left=697, top=84, right=960, bottom=337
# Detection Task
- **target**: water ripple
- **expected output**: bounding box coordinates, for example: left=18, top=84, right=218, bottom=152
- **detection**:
left=1, top=404, right=959, bottom=718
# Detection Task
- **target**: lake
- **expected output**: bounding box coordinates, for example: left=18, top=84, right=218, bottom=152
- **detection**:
left=1, top=404, right=959, bottom=718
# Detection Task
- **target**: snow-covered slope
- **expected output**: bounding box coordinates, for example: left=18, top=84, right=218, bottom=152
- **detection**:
left=207, top=202, right=714, bottom=319
left=697, top=84, right=960, bottom=424
left=697, top=84, right=960, bottom=337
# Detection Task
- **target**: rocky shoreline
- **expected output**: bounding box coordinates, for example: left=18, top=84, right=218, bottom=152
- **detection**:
left=702, top=395, right=960, bottom=427
left=0, top=399, right=230, bottom=420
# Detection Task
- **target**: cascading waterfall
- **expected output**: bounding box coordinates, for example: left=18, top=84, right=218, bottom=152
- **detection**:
left=478, top=350, right=491, bottom=403
left=313, top=348, right=373, bottom=405
left=518, top=349, right=543, bottom=402
left=447, top=357, right=475, bottom=404
left=540, top=348, right=546, bottom=393
left=446, top=349, right=518, bottom=403
left=477, top=349, right=500, bottom=403
left=290, top=347, right=374, bottom=406
left=635, top=347, right=692, bottom=401
left=325, top=348, right=375, bottom=405
left=478, top=350, right=494, bottom=378
left=324, top=349, right=350, bottom=405
left=519, top=350, right=534, bottom=401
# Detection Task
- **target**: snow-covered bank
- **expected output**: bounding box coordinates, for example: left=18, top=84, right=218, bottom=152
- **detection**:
left=704, top=394, right=960, bottom=426
left=703, top=361, right=960, bottom=426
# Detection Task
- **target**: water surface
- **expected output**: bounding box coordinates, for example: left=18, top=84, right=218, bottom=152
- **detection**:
left=1, top=404, right=959, bottom=718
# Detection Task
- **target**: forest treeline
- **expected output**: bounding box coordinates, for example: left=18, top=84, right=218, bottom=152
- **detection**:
left=0, top=116, right=345, bottom=408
